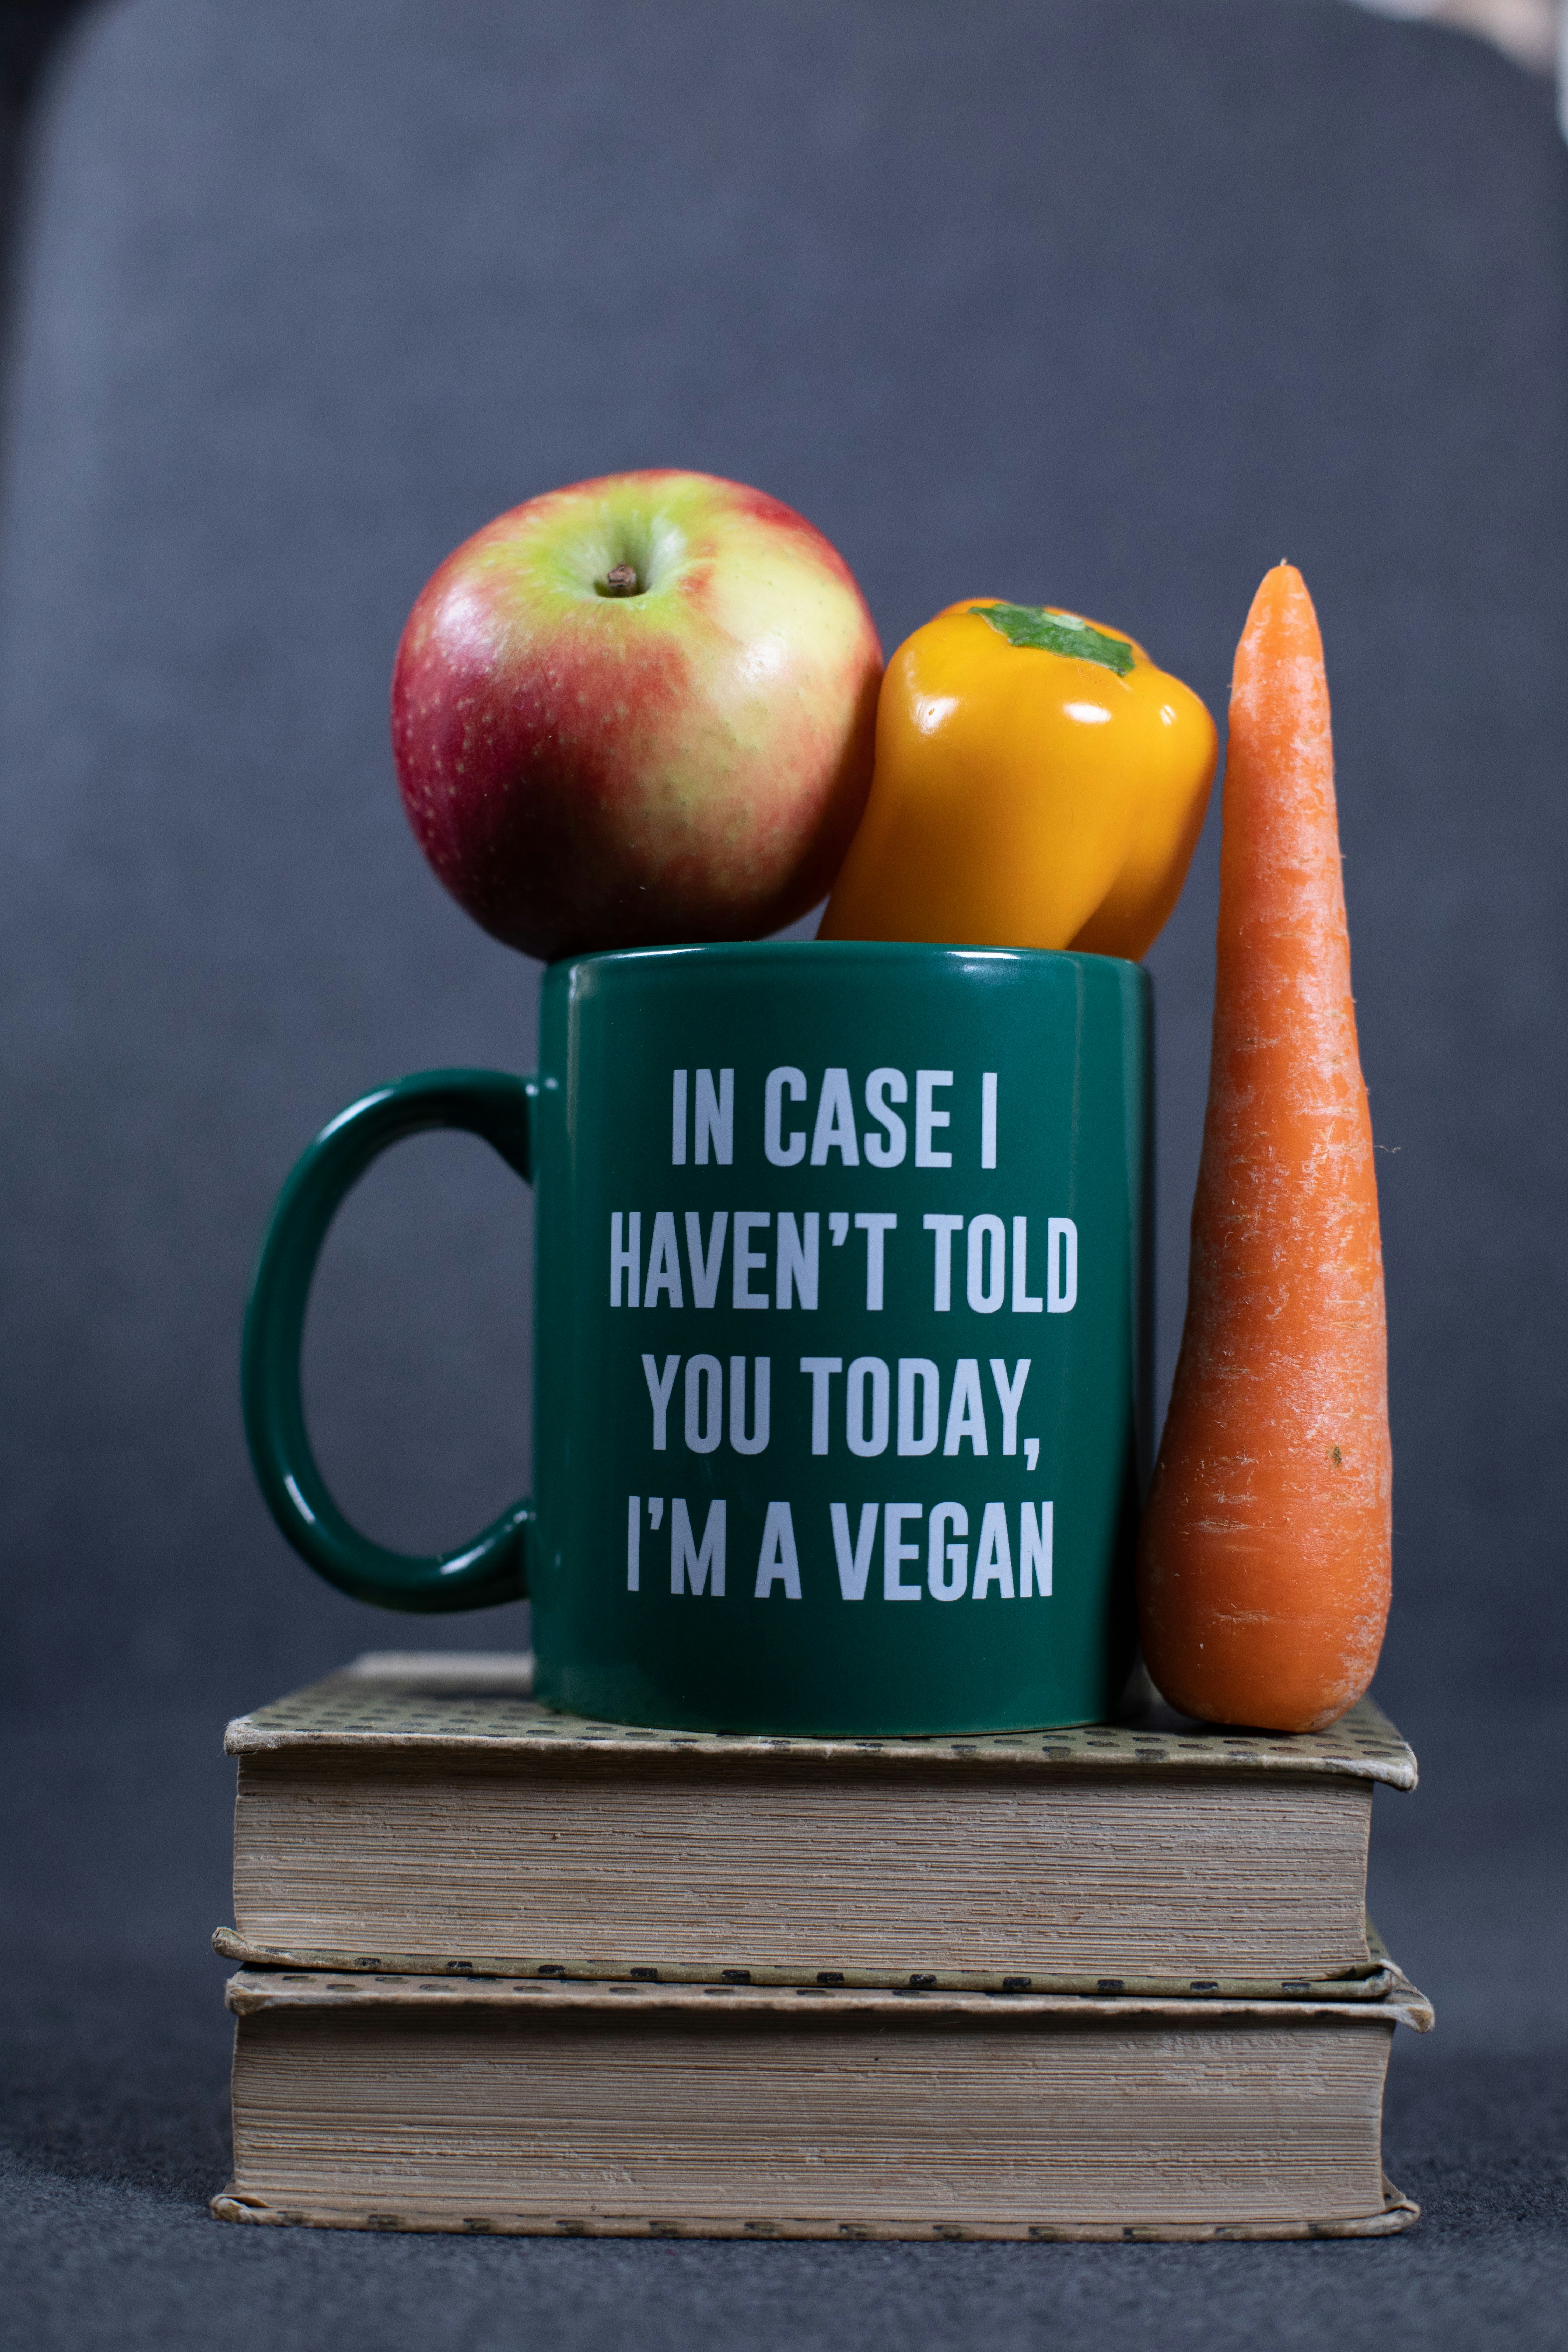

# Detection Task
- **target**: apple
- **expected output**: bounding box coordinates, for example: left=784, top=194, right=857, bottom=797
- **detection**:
left=391, top=470, right=883, bottom=960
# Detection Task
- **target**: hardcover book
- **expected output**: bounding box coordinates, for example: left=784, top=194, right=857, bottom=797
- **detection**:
left=213, top=1966, right=1430, bottom=2241
left=217, top=1653, right=1418, bottom=1996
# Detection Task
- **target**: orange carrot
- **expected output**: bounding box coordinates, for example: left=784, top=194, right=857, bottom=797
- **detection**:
left=1135, top=565, right=1391, bottom=1732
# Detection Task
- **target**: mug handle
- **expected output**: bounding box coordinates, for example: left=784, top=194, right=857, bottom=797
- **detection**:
left=241, top=1068, right=537, bottom=1612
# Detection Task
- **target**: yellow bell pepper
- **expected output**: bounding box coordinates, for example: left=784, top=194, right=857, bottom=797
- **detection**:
left=819, top=599, right=1217, bottom=961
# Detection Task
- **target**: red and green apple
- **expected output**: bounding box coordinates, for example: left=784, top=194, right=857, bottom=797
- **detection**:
left=392, top=470, right=883, bottom=960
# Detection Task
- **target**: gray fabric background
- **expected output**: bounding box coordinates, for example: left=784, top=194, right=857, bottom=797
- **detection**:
left=1, top=0, right=1564, bottom=2343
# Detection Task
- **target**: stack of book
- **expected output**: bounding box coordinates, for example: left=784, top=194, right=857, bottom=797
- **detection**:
left=210, top=1652, right=1429, bottom=2242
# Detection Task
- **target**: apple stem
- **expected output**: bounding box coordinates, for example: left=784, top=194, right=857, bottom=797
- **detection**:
left=601, top=563, right=642, bottom=597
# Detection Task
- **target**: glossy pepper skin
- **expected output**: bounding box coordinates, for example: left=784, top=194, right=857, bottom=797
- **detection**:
left=819, top=600, right=1217, bottom=960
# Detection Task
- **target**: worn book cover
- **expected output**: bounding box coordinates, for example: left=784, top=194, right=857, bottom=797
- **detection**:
left=214, top=1966, right=1430, bottom=2242
left=219, top=1652, right=1417, bottom=1996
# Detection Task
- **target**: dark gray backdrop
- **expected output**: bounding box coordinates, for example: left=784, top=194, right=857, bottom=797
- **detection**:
left=2, top=1, right=1564, bottom=2345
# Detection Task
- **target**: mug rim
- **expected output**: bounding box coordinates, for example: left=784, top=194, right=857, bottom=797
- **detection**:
left=552, top=939, right=1142, bottom=978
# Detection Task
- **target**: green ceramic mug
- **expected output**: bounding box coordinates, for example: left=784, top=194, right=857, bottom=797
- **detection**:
left=243, top=941, right=1150, bottom=1734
